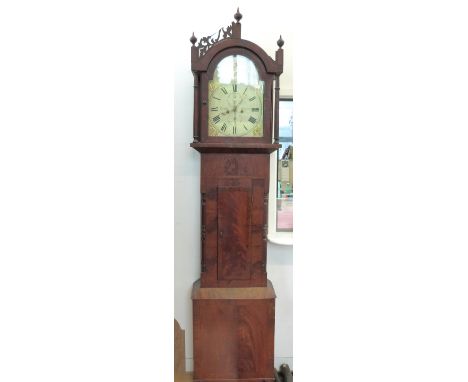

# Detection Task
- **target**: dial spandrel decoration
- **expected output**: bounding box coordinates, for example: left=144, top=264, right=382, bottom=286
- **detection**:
left=208, top=54, right=264, bottom=137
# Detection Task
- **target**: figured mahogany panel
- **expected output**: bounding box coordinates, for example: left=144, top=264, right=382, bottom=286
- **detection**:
left=218, top=187, right=251, bottom=280
left=193, top=280, right=276, bottom=382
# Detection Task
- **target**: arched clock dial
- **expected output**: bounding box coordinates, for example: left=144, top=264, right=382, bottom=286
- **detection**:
left=208, top=54, right=264, bottom=137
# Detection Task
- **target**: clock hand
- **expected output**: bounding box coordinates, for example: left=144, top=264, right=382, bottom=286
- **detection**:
left=233, top=107, right=237, bottom=131
left=232, top=95, right=247, bottom=112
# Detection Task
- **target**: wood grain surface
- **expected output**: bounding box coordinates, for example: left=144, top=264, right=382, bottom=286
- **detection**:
left=199, top=154, right=269, bottom=288
left=193, top=281, right=275, bottom=381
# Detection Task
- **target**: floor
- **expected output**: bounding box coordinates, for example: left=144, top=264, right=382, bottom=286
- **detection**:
left=174, top=372, right=192, bottom=382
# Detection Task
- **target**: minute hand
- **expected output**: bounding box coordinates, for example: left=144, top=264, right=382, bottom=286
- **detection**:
left=231, top=97, right=246, bottom=113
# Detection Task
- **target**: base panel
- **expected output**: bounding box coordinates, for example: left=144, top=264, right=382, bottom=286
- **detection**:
left=192, top=280, right=276, bottom=382
left=193, top=379, right=274, bottom=382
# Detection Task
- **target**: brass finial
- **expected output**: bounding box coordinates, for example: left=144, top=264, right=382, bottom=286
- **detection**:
left=234, top=7, right=242, bottom=23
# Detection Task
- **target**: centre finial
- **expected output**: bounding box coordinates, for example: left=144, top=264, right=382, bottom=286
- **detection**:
left=234, top=7, right=242, bottom=23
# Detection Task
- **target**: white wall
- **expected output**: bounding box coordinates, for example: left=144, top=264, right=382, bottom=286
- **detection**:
left=174, top=2, right=293, bottom=371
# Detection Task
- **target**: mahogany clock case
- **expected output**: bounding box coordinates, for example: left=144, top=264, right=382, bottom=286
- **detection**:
left=188, top=9, right=285, bottom=382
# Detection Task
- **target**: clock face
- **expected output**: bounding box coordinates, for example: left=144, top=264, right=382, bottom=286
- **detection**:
left=208, top=55, right=264, bottom=137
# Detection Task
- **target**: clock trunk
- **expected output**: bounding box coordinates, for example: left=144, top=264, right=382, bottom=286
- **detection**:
left=200, top=153, right=269, bottom=288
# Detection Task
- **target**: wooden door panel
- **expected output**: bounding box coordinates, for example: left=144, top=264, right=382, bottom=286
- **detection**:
left=218, top=186, right=251, bottom=280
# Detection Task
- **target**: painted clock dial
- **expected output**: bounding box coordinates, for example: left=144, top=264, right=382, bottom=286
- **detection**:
left=208, top=54, right=264, bottom=137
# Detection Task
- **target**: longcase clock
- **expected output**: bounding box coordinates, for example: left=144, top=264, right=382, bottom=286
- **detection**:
left=189, top=9, right=284, bottom=382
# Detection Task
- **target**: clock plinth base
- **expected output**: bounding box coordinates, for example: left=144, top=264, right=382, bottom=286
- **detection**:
left=192, top=279, right=276, bottom=382
left=193, top=379, right=274, bottom=382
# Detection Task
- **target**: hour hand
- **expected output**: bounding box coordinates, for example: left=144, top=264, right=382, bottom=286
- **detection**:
left=220, top=107, right=231, bottom=116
